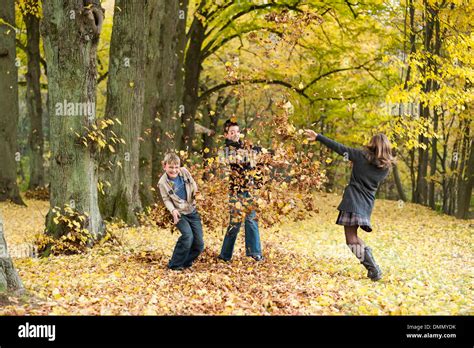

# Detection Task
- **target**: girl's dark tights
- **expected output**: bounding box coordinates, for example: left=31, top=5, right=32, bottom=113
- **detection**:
left=344, top=225, right=366, bottom=260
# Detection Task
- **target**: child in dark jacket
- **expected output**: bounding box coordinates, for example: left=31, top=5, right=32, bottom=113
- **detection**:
left=218, top=119, right=265, bottom=262
left=305, top=130, right=395, bottom=281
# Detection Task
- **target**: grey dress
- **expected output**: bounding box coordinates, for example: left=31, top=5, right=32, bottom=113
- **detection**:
left=316, top=134, right=390, bottom=231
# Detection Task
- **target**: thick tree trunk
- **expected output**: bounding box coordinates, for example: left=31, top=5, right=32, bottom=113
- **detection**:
left=0, top=0, right=25, bottom=205
left=42, top=0, right=105, bottom=240
left=151, top=0, right=188, bottom=186
left=24, top=2, right=45, bottom=189
left=456, top=131, right=473, bottom=219
left=181, top=6, right=206, bottom=151
left=0, top=214, right=24, bottom=293
left=99, top=0, right=147, bottom=225
left=139, top=1, right=163, bottom=208
left=140, top=0, right=188, bottom=208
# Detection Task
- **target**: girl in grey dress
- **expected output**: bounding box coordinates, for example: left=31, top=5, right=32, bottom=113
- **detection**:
left=305, top=130, right=395, bottom=281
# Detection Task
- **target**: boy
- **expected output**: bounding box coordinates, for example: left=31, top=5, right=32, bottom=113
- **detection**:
left=158, top=153, right=204, bottom=270
left=218, top=119, right=265, bottom=262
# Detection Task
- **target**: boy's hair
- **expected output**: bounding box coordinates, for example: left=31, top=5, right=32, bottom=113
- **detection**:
left=223, top=119, right=239, bottom=134
left=163, top=153, right=181, bottom=165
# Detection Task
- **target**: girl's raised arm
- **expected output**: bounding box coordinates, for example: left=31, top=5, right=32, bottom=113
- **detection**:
left=304, top=130, right=359, bottom=161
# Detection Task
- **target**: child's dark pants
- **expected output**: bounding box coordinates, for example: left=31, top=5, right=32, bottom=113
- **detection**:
left=219, top=191, right=262, bottom=260
left=168, top=210, right=204, bottom=269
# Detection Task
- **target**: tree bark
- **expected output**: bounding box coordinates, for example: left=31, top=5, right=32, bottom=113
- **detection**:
left=0, top=213, right=24, bottom=293
left=139, top=1, right=162, bottom=208
left=202, top=91, right=231, bottom=159
left=139, top=0, right=188, bottom=208
left=428, top=108, right=438, bottom=209
left=414, top=117, right=430, bottom=205
left=151, top=0, right=188, bottom=187
left=181, top=2, right=206, bottom=151
left=0, top=0, right=25, bottom=205
left=99, top=0, right=147, bottom=225
left=456, top=126, right=473, bottom=219
left=42, top=0, right=105, bottom=240
left=24, top=1, right=45, bottom=189
left=428, top=11, right=441, bottom=210
left=447, top=138, right=460, bottom=215
left=393, top=163, right=407, bottom=201
left=414, top=2, right=437, bottom=205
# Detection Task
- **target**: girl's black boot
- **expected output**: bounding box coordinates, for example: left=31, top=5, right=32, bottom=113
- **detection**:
left=360, top=246, right=382, bottom=281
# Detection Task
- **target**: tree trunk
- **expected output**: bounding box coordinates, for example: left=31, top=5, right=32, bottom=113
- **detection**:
left=151, top=0, right=188, bottom=187
left=0, top=0, right=25, bottom=205
left=428, top=11, right=441, bottom=210
left=139, top=0, right=188, bottom=208
left=414, top=3, right=437, bottom=206
left=456, top=127, right=473, bottom=219
left=393, top=163, right=407, bottom=201
left=428, top=108, right=438, bottom=209
left=24, top=1, right=45, bottom=190
left=181, top=5, right=206, bottom=151
left=202, top=91, right=231, bottom=159
left=139, top=1, right=162, bottom=208
left=0, top=213, right=24, bottom=293
left=447, top=139, right=460, bottom=215
left=414, top=109, right=429, bottom=205
left=42, top=0, right=105, bottom=240
left=99, top=0, right=147, bottom=225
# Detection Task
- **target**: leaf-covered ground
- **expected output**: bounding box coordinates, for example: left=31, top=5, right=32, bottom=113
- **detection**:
left=1, top=194, right=472, bottom=315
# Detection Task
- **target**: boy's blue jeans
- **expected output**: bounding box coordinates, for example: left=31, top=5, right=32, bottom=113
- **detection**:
left=219, top=191, right=262, bottom=260
left=168, top=210, right=204, bottom=269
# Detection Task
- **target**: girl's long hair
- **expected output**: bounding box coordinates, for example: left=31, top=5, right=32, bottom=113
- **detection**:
left=364, top=133, right=395, bottom=170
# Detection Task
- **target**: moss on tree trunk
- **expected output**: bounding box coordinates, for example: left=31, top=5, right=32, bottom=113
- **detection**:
left=42, top=0, right=105, bottom=241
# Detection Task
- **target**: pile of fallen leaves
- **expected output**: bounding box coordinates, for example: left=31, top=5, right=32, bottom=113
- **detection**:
left=0, top=194, right=472, bottom=315
left=24, top=186, right=49, bottom=200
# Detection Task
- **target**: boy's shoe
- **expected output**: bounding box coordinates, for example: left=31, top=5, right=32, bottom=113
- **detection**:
left=217, top=255, right=230, bottom=262
left=251, top=255, right=264, bottom=261
left=168, top=266, right=185, bottom=271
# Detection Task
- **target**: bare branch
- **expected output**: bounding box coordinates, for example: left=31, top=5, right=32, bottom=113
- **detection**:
left=204, top=1, right=304, bottom=40
left=199, top=78, right=310, bottom=102
left=16, top=38, right=48, bottom=75
left=202, top=28, right=283, bottom=61
left=302, top=57, right=382, bottom=92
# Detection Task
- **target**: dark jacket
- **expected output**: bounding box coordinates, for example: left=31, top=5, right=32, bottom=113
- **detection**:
left=316, top=134, right=389, bottom=218
left=223, top=139, right=264, bottom=194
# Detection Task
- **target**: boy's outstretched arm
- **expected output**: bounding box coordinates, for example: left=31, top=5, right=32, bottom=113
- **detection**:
left=304, top=129, right=358, bottom=160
